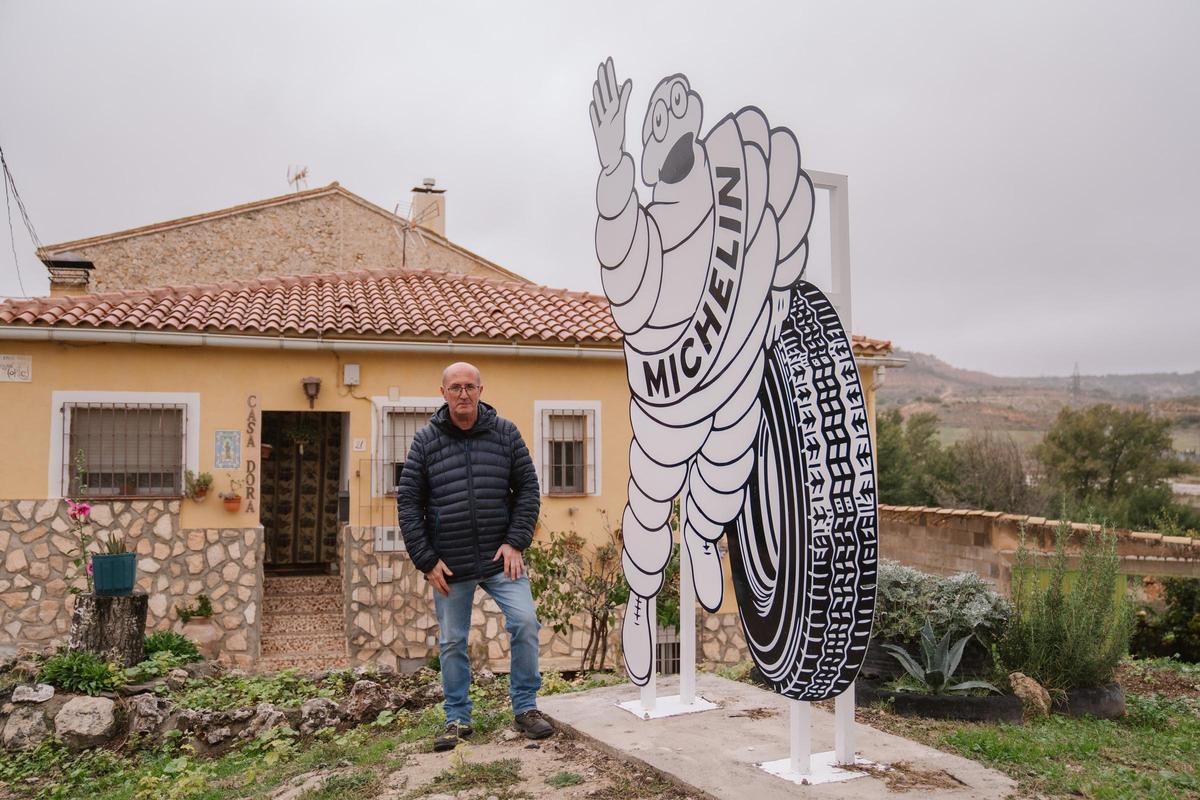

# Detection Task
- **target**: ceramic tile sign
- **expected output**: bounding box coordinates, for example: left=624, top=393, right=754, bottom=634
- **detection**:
left=589, top=58, right=877, bottom=700
left=0, top=354, right=32, bottom=382
left=214, top=430, right=241, bottom=470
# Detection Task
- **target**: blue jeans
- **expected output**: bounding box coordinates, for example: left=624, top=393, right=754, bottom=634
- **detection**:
left=433, top=572, right=542, bottom=724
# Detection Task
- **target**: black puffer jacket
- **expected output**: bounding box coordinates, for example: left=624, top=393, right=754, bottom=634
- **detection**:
left=397, top=401, right=540, bottom=583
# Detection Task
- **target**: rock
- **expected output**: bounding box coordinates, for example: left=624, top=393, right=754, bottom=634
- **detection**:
left=183, top=659, right=224, bottom=679
left=1009, top=672, right=1051, bottom=719
left=12, top=684, right=54, bottom=703
left=240, top=703, right=288, bottom=740
left=166, top=668, right=191, bottom=691
left=54, top=696, right=117, bottom=750
left=128, top=693, right=177, bottom=737
left=299, top=697, right=341, bottom=735
left=340, top=679, right=392, bottom=724
left=475, top=667, right=497, bottom=686
left=204, top=725, right=233, bottom=745
left=2, top=706, right=48, bottom=750
left=270, top=770, right=327, bottom=800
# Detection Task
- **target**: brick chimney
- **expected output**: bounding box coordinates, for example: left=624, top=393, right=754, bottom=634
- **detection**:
left=410, top=178, right=446, bottom=237
left=41, top=251, right=94, bottom=297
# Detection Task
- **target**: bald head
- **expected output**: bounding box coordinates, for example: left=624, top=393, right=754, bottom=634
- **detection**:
left=441, top=362, right=482, bottom=386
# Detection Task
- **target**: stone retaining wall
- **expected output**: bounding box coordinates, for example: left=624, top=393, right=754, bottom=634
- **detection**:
left=879, top=504, right=1200, bottom=593
left=0, top=500, right=263, bottom=667
left=342, top=525, right=613, bottom=671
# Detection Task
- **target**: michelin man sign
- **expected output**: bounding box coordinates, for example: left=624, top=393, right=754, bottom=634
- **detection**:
left=589, top=58, right=877, bottom=701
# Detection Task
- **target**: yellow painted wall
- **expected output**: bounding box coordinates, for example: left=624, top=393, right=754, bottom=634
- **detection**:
left=0, top=341, right=884, bottom=569
left=0, top=340, right=632, bottom=542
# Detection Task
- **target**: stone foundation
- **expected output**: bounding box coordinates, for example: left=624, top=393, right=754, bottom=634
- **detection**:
left=0, top=499, right=263, bottom=668
left=342, top=525, right=610, bottom=671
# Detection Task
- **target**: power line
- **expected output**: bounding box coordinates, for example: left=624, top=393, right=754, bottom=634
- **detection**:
left=1, top=144, right=43, bottom=297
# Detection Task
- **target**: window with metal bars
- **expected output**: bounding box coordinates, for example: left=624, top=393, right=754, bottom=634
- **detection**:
left=381, top=407, right=437, bottom=494
left=62, top=403, right=186, bottom=498
left=540, top=409, right=596, bottom=496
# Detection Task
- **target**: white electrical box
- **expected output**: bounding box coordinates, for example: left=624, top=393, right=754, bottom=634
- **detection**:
left=373, top=525, right=405, bottom=553
left=343, top=363, right=361, bottom=386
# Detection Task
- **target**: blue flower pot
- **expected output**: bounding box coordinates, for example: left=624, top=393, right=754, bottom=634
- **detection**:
left=92, top=553, right=136, bottom=596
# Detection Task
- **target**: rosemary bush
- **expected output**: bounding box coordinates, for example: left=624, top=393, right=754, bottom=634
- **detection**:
left=997, top=523, right=1135, bottom=690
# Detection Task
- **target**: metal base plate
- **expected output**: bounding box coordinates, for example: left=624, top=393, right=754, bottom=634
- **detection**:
left=759, top=751, right=877, bottom=786
left=617, top=694, right=720, bottom=720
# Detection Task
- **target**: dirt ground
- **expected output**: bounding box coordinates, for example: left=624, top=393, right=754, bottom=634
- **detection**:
left=271, top=724, right=702, bottom=800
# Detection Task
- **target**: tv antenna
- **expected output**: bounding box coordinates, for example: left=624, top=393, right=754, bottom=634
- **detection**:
left=391, top=199, right=438, bottom=268
left=287, top=165, right=309, bottom=192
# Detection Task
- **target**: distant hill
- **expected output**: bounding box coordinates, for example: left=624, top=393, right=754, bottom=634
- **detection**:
left=877, top=350, right=1200, bottom=450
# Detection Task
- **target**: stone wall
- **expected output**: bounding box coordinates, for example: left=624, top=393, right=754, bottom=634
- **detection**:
left=0, top=499, right=263, bottom=668
left=342, top=525, right=602, bottom=672
left=880, top=504, right=1200, bottom=594
left=59, top=189, right=518, bottom=293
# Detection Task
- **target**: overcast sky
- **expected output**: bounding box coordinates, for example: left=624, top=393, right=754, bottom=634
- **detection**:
left=1, top=1, right=1196, bottom=377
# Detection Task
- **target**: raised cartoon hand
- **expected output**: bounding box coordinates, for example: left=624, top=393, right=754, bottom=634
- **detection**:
left=589, top=57, right=632, bottom=173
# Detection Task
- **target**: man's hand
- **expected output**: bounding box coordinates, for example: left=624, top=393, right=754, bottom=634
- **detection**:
left=425, top=560, right=453, bottom=597
left=590, top=57, right=632, bottom=173
left=493, top=543, right=525, bottom=580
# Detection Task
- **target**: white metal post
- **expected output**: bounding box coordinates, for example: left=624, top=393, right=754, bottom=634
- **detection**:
left=789, top=700, right=811, bottom=775
left=834, top=683, right=855, bottom=765
left=678, top=500, right=696, bottom=705
left=639, top=595, right=656, bottom=711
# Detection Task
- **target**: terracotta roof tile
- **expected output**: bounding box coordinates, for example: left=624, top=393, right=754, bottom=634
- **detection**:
left=0, top=267, right=892, bottom=357
left=0, top=268, right=622, bottom=345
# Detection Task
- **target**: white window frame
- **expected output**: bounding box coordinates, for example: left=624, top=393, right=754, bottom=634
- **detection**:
left=48, top=391, right=201, bottom=499
left=371, top=395, right=441, bottom=497
left=533, top=400, right=601, bottom=497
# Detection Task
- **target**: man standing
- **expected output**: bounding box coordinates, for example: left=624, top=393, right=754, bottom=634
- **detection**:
left=398, top=362, right=552, bottom=751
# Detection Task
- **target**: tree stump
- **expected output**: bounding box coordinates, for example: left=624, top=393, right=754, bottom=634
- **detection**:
left=68, top=593, right=148, bottom=667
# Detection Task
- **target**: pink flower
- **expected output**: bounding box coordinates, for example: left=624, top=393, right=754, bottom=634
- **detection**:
left=67, top=500, right=92, bottom=521
left=86, top=562, right=94, bottom=576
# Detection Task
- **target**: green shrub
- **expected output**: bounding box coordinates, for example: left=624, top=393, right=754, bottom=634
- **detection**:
left=1131, top=577, right=1200, bottom=662
left=144, top=630, right=201, bottom=663
left=997, top=523, right=1135, bottom=690
left=171, top=668, right=333, bottom=711
left=124, top=650, right=189, bottom=683
left=872, top=560, right=1010, bottom=646
left=38, top=650, right=124, bottom=696
left=175, top=595, right=213, bottom=624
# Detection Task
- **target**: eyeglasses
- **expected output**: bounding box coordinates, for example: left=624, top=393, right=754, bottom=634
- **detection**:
left=445, top=384, right=479, bottom=396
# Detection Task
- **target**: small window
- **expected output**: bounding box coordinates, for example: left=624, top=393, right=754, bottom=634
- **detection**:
left=63, top=403, right=186, bottom=498
left=538, top=407, right=597, bottom=496
left=382, top=407, right=436, bottom=494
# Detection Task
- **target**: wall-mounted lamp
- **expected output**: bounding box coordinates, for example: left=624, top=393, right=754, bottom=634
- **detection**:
left=301, top=377, right=322, bottom=409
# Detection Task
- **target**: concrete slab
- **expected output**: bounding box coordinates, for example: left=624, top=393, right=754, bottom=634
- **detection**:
left=541, top=674, right=1016, bottom=800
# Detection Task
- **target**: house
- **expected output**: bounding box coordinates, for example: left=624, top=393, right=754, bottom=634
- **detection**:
left=0, top=184, right=896, bottom=670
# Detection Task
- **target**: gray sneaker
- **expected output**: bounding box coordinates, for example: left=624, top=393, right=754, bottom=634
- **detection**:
left=513, top=709, right=553, bottom=740
left=433, top=721, right=473, bottom=752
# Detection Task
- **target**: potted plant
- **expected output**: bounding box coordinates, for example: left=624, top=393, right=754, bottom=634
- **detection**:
left=175, top=594, right=219, bottom=660
left=91, top=531, right=136, bottom=596
left=184, top=469, right=213, bottom=502
left=219, top=474, right=244, bottom=512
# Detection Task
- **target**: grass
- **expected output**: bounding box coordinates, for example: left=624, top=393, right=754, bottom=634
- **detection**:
left=857, top=657, right=1200, bottom=799
left=546, top=770, right=584, bottom=787
left=414, top=756, right=523, bottom=797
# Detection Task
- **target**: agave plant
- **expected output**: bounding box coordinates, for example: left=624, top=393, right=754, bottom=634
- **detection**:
left=881, top=621, right=999, bottom=695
